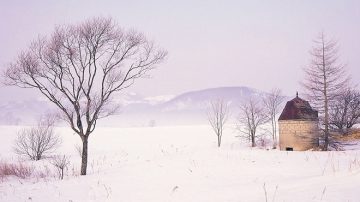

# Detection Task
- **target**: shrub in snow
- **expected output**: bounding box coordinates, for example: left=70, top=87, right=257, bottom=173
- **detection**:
left=0, top=161, right=34, bottom=179
left=50, top=155, right=70, bottom=180
left=256, top=134, right=273, bottom=149
left=13, top=117, right=61, bottom=161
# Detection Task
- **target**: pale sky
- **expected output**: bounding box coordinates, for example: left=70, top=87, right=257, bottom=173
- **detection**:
left=0, top=0, right=359, bottom=101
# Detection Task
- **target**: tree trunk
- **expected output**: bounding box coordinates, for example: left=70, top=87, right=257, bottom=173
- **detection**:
left=81, top=136, right=88, bottom=175
left=324, top=103, right=329, bottom=150
left=274, top=117, right=277, bottom=138
left=322, top=37, right=329, bottom=151
left=251, top=132, right=256, bottom=147
left=271, top=117, right=277, bottom=149
left=217, top=135, right=221, bottom=147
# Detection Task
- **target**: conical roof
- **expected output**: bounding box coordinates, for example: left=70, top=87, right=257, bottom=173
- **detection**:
left=278, top=94, right=318, bottom=121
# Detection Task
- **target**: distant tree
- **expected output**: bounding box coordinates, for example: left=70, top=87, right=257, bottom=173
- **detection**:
left=207, top=99, right=229, bottom=147
left=263, top=88, right=285, bottom=148
left=238, top=99, right=268, bottom=147
left=329, top=88, right=360, bottom=134
left=301, top=32, right=349, bottom=150
left=14, top=117, right=61, bottom=161
left=148, top=120, right=157, bottom=127
left=3, top=17, right=167, bottom=175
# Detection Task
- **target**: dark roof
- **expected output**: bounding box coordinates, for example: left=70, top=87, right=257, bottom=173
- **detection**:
left=278, top=95, right=318, bottom=121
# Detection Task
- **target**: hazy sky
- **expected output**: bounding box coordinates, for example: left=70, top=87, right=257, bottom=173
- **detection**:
left=0, top=0, right=359, bottom=100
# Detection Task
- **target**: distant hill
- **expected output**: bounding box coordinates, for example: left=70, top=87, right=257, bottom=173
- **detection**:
left=0, top=86, right=274, bottom=126
left=160, top=86, right=265, bottom=111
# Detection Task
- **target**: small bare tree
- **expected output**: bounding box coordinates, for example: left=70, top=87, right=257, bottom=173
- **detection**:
left=237, top=99, right=268, bottom=147
left=207, top=99, right=229, bottom=147
left=3, top=17, right=167, bottom=175
left=14, top=117, right=61, bottom=161
left=50, top=155, right=70, bottom=180
left=301, top=32, right=349, bottom=150
left=263, top=88, right=284, bottom=148
left=329, top=88, right=360, bottom=134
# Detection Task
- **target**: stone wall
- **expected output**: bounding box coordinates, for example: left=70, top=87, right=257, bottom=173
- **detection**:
left=279, top=120, right=319, bottom=151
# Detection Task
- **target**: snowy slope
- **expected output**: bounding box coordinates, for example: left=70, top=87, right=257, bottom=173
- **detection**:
left=161, top=86, right=264, bottom=111
left=0, top=125, right=360, bottom=202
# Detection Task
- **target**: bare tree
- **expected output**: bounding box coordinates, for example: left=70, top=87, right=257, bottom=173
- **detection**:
left=14, top=117, right=61, bottom=161
left=237, top=99, right=268, bottom=147
left=301, top=32, right=349, bottom=150
left=329, top=88, right=360, bottom=134
left=207, top=99, right=229, bottom=147
left=263, top=88, right=284, bottom=148
left=3, top=17, right=167, bottom=175
left=50, top=155, right=70, bottom=180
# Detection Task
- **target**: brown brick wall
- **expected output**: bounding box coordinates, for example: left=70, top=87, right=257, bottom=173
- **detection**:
left=279, top=120, right=319, bottom=151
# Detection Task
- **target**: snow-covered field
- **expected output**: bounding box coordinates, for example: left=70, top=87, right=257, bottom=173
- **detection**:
left=1, top=125, right=360, bottom=202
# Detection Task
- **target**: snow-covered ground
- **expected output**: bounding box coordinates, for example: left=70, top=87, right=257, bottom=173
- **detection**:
left=1, top=125, right=360, bottom=202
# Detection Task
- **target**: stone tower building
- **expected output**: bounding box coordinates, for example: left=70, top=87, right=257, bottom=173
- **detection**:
left=278, top=93, right=319, bottom=151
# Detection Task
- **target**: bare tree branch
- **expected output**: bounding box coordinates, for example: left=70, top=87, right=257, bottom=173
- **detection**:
left=329, top=88, right=360, bottom=134
left=237, top=99, right=268, bottom=147
left=263, top=88, right=285, bottom=148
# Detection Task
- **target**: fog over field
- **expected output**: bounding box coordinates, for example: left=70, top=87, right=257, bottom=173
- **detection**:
left=0, top=86, right=272, bottom=126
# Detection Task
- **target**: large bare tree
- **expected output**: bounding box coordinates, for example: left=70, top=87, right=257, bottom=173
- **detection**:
left=238, top=99, right=268, bottom=147
left=3, top=17, right=167, bottom=175
left=301, top=32, right=349, bottom=150
left=263, top=88, right=284, bottom=148
left=207, top=99, right=229, bottom=147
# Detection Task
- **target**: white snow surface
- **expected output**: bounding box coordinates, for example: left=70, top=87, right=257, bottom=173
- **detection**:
left=1, top=125, right=360, bottom=202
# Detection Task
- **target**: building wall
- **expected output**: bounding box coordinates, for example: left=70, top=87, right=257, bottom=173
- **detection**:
left=279, top=120, right=319, bottom=151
